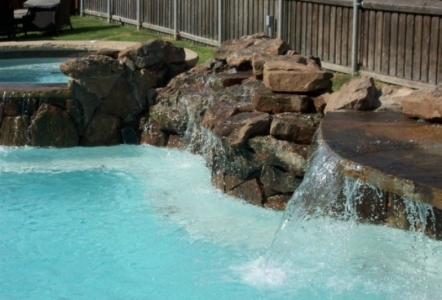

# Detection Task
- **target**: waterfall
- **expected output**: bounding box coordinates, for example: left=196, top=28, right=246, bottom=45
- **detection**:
left=233, top=141, right=442, bottom=298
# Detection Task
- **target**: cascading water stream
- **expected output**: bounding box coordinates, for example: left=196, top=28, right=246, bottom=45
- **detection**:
left=233, top=141, right=442, bottom=298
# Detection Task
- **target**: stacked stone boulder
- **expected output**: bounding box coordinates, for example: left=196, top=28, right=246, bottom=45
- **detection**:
left=142, top=33, right=333, bottom=210
left=0, top=40, right=192, bottom=147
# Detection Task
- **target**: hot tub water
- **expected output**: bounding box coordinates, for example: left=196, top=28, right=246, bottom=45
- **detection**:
left=0, top=58, right=69, bottom=83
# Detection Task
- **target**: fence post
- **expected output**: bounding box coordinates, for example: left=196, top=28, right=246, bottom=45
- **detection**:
left=80, top=0, right=83, bottom=16
left=107, top=0, right=111, bottom=23
left=218, top=0, right=222, bottom=45
left=173, top=0, right=178, bottom=40
left=277, top=0, right=283, bottom=39
left=137, top=0, right=141, bottom=30
left=351, top=0, right=361, bottom=76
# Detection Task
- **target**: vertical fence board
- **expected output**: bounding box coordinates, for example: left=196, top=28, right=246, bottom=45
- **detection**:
left=421, top=16, right=432, bottom=83
left=374, top=11, right=383, bottom=73
left=317, top=4, right=324, bottom=59
left=405, top=14, right=415, bottom=80
left=323, top=4, right=330, bottom=62
left=429, top=17, right=440, bottom=84
left=335, top=7, right=342, bottom=66
left=396, top=13, right=406, bottom=78
left=436, top=18, right=442, bottom=84
left=329, top=5, right=336, bottom=64
left=381, top=12, right=391, bottom=75
left=413, top=15, right=423, bottom=81
left=301, top=2, right=307, bottom=55
left=342, top=7, right=349, bottom=67
left=389, top=12, right=398, bottom=77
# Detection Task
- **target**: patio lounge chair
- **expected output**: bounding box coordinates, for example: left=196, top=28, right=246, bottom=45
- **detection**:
left=0, top=0, right=16, bottom=38
left=22, top=0, right=73, bottom=36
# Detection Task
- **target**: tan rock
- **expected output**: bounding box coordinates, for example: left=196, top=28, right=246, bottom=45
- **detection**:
left=202, top=101, right=253, bottom=130
left=264, top=194, right=292, bottom=210
left=212, top=112, right=271, bottom=147
left=324, top=77, right=376, bottom=114
left=60, top=55, right=124, bottom=79
left=249, top=135, right=309, bottom=176
left=252, top=88, right=315, bottom=114
left=260, top=165, right=302, bottom=193
left=401, top=88, right=442, bottom=123
left=29, top=104, right=79, bottom=147
left=214, top=33, right=291, bottom=68
left=140, top=121, right=168, bottom=146
left=101, top=77, right=138, bottom=119
left=376, top=86, right=415, bottom=112
left=81, top=109, right=122, bottom=146
left=227, top=179, right=264, bottom=206
left=263, top=62, right=333, bottom=93
left=252, top=53, right=307, bottom=78
left=0, top=116, right=29, bottom=146
left=270, top=113, right=321, bottom=144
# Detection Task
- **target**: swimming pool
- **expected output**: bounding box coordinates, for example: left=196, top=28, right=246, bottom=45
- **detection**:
left=0, top=57, right=69, bottom=84
left=0, top=145, right=441, bottom=299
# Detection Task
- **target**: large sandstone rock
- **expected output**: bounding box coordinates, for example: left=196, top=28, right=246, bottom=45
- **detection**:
left=376, top=85, right=415, bottom=112
left=270, top=113, right=321, bottom=144
left=118, top=40, right=186, bottom=70
left=212, top=146, right=263, bottom=180
left=131, top=68, right=157, bottom=108
left=324, top=77, right=376, bottom=114
left=202, top=101, right=253, bottom=130
left=71, top=81, right=102, bottom=126
left=81, top=109, right=122, bottom=146
left=101, top=77, right=138, bottom=119
left=260, top=165, right=301, bottom=194
left=29, top=104, right=79, bottom=147
left=252, top=88, right=316, bottom=114
left=139, top=120, right=168, bottom=146
left=252, top=53, right=307, bottom=78
left=401, top=88, right=442, bottom=123
left=265, top=194, right=292, bottom=210
left=149, top=89, right=188, bottom=135
left=227, top=179, right=264, bottom=206
left=263, top=61, right=333, bottom=93
left=214, top=33, right=291, bottom=68
left=0, top=116, right=29, bottom=146
left=60, top=55, right=124, bottom=79
left=249, top=135, right=309, bottom=176
left=212, top=112, right=271, bottom=147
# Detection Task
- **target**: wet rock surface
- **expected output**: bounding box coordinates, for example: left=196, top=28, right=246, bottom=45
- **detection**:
left=319, top=111, right=442, bottom=238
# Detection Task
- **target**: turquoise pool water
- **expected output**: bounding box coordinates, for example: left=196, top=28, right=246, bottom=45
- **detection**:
left=0, top=58, right=69, bottom=83
left=0, top=145, right=441, bottom=299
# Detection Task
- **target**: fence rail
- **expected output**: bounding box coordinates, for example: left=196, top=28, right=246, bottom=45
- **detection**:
left=80, top=0, right=442, bottom=88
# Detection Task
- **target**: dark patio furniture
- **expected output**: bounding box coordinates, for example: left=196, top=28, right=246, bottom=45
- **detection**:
left=0, top=0, right=16, bottom=38
left=22, top=0, right=73, bottom=36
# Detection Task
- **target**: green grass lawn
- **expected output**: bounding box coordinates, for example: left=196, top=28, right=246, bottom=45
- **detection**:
left=3, top=15, right=216, bottom=64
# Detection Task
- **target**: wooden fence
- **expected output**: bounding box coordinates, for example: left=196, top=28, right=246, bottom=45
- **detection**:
left=81, top=0, right=442, bottom=88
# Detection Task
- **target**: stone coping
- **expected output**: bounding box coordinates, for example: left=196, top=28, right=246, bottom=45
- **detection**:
left=319, top=111, right=442, bottom=209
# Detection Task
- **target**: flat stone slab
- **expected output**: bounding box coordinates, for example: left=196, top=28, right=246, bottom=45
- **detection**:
left=320, top=111, right=442, bottom=209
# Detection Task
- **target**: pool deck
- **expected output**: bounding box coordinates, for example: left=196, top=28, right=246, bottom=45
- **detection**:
left=320, top=111, right=442, bottom=209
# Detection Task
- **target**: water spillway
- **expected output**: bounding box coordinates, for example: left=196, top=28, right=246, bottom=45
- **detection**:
left=310, top=111, right=442, bottom=237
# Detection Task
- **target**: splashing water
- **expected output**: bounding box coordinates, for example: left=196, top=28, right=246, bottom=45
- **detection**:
left=236, top=143, right=442, bottom=299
